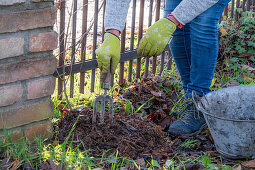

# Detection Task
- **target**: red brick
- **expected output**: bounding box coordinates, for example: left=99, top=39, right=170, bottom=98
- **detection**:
left=25, top=121, right=52, bottom=140
left=29, top=32, right=58, bottom=52
left=0, top=0, right=26, bottom=6
left=0, top=101, right=54, bottom=129
left=0, top=7, right=57, bottom=34
left=0, top=83, right=23, bottom=107
left=0, top=56, right=57, bottom=85
left=27, top=76, right=56, bottom=99
left=0, top=129, right=23, bottom=141
left=0, top=37, right=24, bottom=60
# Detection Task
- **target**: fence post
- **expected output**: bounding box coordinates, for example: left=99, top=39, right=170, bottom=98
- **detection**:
left=231, top=0, right=235, bottom=18
left=144, top=0, right=154, bottom=78
left=247, top=0, right=251, bottom=11
left=224, top=4, right=229, bottom=18
left=70, top=0, right=77, bottom=98
left=152, top=0, right=161, bottom=75
left=80, top=0, right=88, bottom=94
left=128, top=0, right=137, bottom=82
left=253, top=0, right=255, bottom=12
left=58, top=0, right=66, bottom=100
left=136, top=0, right=145, bottom=79
left=242, top=0, right=246, bottom=11
left=119, top=25, right=126, bottom=85
left=91, top=0, right=99, bottom=92
left=235, top=0, right=240, bottom=20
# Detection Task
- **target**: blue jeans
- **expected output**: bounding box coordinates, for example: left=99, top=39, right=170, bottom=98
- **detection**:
left=164, top=0, right=230, bottom=97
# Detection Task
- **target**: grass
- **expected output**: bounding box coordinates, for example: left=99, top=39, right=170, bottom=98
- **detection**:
left=1, top=55, right=252, bottom=169
left=1, top=51, right=254, bottom=168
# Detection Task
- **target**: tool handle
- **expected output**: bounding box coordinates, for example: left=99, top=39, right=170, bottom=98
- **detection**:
left=104, top=68, right=111, bottom=84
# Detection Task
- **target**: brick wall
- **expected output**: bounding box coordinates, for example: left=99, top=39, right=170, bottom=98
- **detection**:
left=0, top=0, right=57, bottom=140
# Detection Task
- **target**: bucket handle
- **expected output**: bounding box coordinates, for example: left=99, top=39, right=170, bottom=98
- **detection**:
left=192, top=91, right=207, bottom=113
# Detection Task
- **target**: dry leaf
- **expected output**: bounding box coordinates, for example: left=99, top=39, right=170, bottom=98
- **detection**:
left=233, top=164, right=242, bottom=170
left=238, top=53, right=254, bottom=58
left=182, top=163, right=205, bottom=170
left=58, top=104, right=66, bottom=110
left=136, top=158, right=146, bottom=166
left=10, top=160, right=20, bottom=170
left=243, top=75, right=253, bottom=83
left=242, top=160, right=255, bottom=168
left=150, top=90, right=165, bottom=98
left=210, top=78, right=216, bottom=88
left=160, top=115, right=177, bottom=130
left=219, top=27, right=228, bottom=36
left=228, top=79, right=240, bottom=87
left=242, top=65, right=255, bottom=72
left=52, top=140, right=59, bottom=146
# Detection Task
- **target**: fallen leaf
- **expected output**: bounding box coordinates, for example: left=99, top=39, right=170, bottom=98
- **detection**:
left=210, top=78, right=216, bottom=88
left=52, top=140, right=59, bottom=146
left=164, top=160, right=174, bottom=168
left=205, top=150, right=217, bottom=154
left=219, top=27, right=228, bottom=36
left=58, top=104, right=66, bottom=110
left=238, top=53, right=254, bottom=58
left=242, top=65, right=255, bottom=72
left=56, top=0, right=60, bottom=9
left=10, top=160, right=21, bottom=170
left=243, top=75, right=253, bottom=83
left=242, top=160, right=255, bottom=168
left=182, top=163, right=205, bottom=170
left=38, top=161, right=51, bottom=169
left=151, top=159, right=161, bottom=168
left=217, top=159, right=222, bottom=169
left=228, top=79, right=240, bottom=87
left=150, top=90, right=164, bottom=98
left=92, top=168, right=104, bottom=170
left=48, top=160, right=58, bottom=170
left=160, top=115, right=177, bottom=130
left=124, top=163, right=131, bottom=169
left=233, top=164, right=242, bottom=170
left=0, top=158, right=12, bottom=169
left=162, top=104, right=168, bottom=108
left=23, top=162, right=33, bottom=169
left=136, top=158, right=146, bottom=166
left=60, top=110, right=68, bottom=116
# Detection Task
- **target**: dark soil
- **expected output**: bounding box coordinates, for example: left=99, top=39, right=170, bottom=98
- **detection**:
left=56, top=78, right=239, bottom=167
left=57, top=109, right=173, bottom=159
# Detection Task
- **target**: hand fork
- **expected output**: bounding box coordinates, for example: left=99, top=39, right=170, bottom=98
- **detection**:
left=92, top=68, right=113, bottom=124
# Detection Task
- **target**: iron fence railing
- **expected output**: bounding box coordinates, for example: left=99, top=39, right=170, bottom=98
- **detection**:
left=54, top=0, right=254, bottom=99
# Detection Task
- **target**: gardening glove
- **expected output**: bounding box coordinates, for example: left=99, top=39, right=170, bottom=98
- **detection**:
left=96, top=32, right=120, bottom=84
left=137, top=18, right=176, bottom=57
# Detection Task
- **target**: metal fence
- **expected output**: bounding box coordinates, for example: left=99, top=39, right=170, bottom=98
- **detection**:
left=54, top=0, right=254, bottom=99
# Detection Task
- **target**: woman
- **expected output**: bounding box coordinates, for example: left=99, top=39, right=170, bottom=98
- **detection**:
left=96, top=0, right=231, bottom=137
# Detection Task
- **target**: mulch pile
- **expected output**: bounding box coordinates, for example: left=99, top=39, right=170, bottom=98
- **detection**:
left=122, top=77, right=181, bottom=128
left=57, top=109, right=173, bottom=159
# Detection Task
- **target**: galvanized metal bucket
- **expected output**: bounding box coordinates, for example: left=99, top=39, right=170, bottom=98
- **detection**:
left=193, top=85, right=255, bottom=159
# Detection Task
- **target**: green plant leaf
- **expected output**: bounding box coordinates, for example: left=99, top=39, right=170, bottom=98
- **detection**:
left=151, top=159, right=161, bottom=168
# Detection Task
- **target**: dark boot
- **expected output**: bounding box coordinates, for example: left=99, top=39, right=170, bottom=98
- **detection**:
left=168, top=98, right=207, bottom=137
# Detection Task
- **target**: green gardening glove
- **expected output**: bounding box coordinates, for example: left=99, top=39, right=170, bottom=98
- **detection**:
left=137, top=18, right=176, bottom=57
left=96, top=32, right=120, bottom=83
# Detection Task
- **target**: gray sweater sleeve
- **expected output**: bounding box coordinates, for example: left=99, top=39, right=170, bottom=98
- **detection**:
left=104, top=0, right=220, bottom=30
left=171, top=0, right=220, bottom=25
left=104, top=0, right=131, bottom=32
